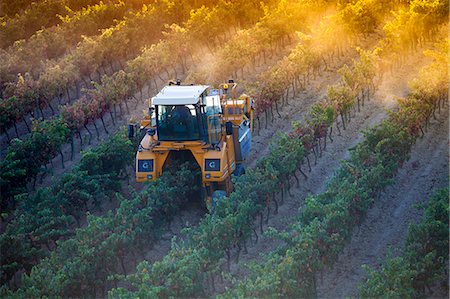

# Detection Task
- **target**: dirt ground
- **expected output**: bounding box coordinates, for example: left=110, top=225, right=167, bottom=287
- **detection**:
left=23, top=37, right=298, bottom=192
left=118, top=45, right=425, bottom=294
left=115, top=39, right=437, bottom=294
left=316, top=106, right=449, bottom=299
left=208, top=48, right=439, bottom=295
left=5, top=21, right=446, bottom=297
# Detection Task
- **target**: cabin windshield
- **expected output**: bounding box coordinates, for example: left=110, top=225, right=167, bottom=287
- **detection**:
left=156, top=104, right=207, bottom=141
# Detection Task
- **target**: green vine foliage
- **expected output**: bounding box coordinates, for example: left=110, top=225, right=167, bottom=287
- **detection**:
left=0, top=131, right=132, bottom=287
left=0, top=116, right=71, bottom=208
left=1, top=153, right=199, bottom=297
left=108, top=27, right=447, bottom=299
left=107, top=131, right=306, bottom=298
left=359, top=188, right=449, bottom=298
left=219, top=118, right=416, bottom=297
left=217, top=39, right=447, bottom=298
left=106, top=9, right=383, bottom=298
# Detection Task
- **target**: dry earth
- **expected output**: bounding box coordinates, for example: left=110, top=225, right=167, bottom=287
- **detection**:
left=316, top=104, right=449, bottom=299
left=116, top=40, right=432, bottom=291
left=23, top=37, right=299, bottom=194
left=209, top=49, right=436, bottom=295
left=5, top=23, right=445, bottom=298
left=113, top=40, right=362, bottom=279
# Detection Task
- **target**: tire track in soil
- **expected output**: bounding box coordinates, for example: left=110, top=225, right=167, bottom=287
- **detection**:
left=316, top=106, right=449, bottom=299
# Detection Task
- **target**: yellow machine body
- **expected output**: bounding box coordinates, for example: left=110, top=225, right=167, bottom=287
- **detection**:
left=135, top=82, right=253, bottom=204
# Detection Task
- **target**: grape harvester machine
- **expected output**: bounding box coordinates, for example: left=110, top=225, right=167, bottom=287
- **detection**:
left=133, top=80, right=253, bottom=207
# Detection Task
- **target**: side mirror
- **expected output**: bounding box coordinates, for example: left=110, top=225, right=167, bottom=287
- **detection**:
left=225, top=121, right=233, bottom=135
left=128, top=124, right=135, bottom=139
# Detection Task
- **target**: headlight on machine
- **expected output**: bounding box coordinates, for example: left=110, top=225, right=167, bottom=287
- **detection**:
left=138, top=159, right=154, bottom=172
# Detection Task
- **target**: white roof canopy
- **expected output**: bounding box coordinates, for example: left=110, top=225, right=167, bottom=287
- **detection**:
left=152, top=85, right=209, bottom=105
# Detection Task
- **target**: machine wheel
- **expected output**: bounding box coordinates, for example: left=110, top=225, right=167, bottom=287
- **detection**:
left=211, top=190, right=227, bottom=213
left=233, top=164, right=246, bottom=177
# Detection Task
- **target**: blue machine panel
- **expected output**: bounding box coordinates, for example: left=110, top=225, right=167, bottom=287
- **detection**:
left=138, top=159, right=154, bottom=172
left=238, top=124, right=252, bottom=160
left=205, top=159, right=221, bottom=171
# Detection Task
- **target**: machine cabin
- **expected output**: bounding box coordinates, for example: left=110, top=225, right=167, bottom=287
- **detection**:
left=135, top=82, right=252, bottom=203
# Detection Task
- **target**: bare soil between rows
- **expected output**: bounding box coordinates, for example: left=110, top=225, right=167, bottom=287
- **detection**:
left=316, top=107, right=449, bottom=299
left=116, top=45, right=431, bottom=293
left=210, top=49, right=432, bottom=295
left=113, top=44, right=361, bottom=281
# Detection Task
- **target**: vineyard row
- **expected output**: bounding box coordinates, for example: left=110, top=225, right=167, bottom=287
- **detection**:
left=218, top=41, right=448, bottom=298
left=0, top=0, right=269, bottom=137
left=0, top=25, right=376, bottom=295
left=0, top=0, right=325, bottom=210
left=109, top=38, right=448, bottom=298
left=359, top=188, right=449, bottom=298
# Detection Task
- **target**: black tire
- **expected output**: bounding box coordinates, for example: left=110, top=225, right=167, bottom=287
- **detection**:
left=233, top=164, right=246, bottom=177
